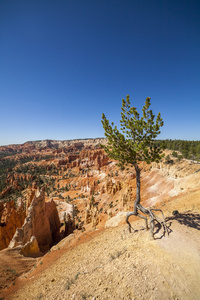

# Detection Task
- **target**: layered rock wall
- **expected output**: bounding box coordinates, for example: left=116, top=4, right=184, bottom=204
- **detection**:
left=9, top=188, right=60, bottom=253
left=0, top=200, right=25, bottom=250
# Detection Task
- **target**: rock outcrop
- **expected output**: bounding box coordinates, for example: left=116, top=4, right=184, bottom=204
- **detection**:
left=0, top=200, right=26, bottom=250
left=56, top=149, right=109, bottom=170
left=53, top=200, right=74, bottom=223
left=85, top=198, right=99, bottom=228
left=9, top=187, right=60, bottom=253
left=121, top=186, right=134, bottom=209
left=79, top=149, right=109, bottom=170
left=20, top=236, right=42, bottom=258
left=6, top=173, right=35, bottom=187
left=106, top=179, right=122, bottom=195
left=64, top=213, right=75, bottom=236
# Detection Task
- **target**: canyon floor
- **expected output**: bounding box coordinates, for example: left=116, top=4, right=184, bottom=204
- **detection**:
left=1, top=189, right=200, bottom=300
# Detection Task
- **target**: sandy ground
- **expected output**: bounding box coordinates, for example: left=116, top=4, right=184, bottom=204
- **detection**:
left=1, top=190, right=200, bottom=300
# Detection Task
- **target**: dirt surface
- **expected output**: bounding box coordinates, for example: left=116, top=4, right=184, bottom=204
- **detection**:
left=0, top=247, right=37, bottom=291
left=1, top=190, right=200, bottom=300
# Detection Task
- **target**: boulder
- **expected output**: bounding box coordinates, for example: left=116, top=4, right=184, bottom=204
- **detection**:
left=20, top=236, right=42, bottom=257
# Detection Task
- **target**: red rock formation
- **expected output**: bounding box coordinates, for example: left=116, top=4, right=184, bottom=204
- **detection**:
left=64, top=213, right=75, bottom=236
left=6, top=173, right=34, bottom=186
left=0, top=200, right=26, bottom=250
left=20, top=236, right=42, bottom=257
left=121, top=186, right=134, bottom=210
left=55, top=149, right=109, bottom=170
left=9, top=187, right=60, bottom=253
left=26, top=187, right=37, bottom=213
left=106, top=179, right=122, bottom=195
left=0, top=201, right=4, bottom=220
left=79, top=149, right=109, bottom=169
left=85, top=198, right=99, bottom=228
left=45, top=199, right=61, bottom=242
left=0, top=186, right=13, bottom=198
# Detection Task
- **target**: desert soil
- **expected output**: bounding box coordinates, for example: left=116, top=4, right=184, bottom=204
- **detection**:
left=1, top=190, right=200, bottom=300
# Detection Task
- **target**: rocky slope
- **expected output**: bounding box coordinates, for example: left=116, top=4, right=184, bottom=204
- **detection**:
left=1, top=189, right=200, bottom=300
left=0, top=140, right=200, bottom=299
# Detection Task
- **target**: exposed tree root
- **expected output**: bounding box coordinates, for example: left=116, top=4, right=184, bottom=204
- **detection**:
left=126, top=204, right=168, bottom=239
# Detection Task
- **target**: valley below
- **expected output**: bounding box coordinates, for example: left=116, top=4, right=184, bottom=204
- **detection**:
left=0, top=139, right=200, bottom=299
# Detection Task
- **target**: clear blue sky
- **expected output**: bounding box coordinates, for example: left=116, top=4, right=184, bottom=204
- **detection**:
left=0, top=0, right=199, bottom=145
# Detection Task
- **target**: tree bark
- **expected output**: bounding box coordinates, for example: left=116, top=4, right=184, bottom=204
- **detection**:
left=133, top=163, right=141, bottom=214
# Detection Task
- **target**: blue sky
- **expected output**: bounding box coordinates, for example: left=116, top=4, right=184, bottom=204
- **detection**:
left=0, top=0, right=199, bottom=145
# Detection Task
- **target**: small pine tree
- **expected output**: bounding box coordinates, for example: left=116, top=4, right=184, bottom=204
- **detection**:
left=101, top=95, right=168, bottom=238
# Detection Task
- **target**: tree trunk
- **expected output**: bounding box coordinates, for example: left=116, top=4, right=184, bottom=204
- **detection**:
left=126, top=163, right=168, bottom=238
left=133, top=163, right=141, bottom=215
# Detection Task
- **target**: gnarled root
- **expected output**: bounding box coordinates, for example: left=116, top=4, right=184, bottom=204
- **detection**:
left=126, top=204, right=168, bottom=239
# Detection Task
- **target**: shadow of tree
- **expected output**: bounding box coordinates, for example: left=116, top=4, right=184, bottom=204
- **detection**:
left=166, top=212, right=200, bottom=231
left=128, top=211, right=200, bottom=240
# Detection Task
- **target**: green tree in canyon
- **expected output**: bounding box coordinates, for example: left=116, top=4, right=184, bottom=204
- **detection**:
left=101, top=95, right=167, bottom=238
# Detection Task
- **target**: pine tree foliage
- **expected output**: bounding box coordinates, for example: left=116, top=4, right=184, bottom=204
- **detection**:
left=101, top=95, right=164, bottom=168
left=155, top=139, right=200, bottom=161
